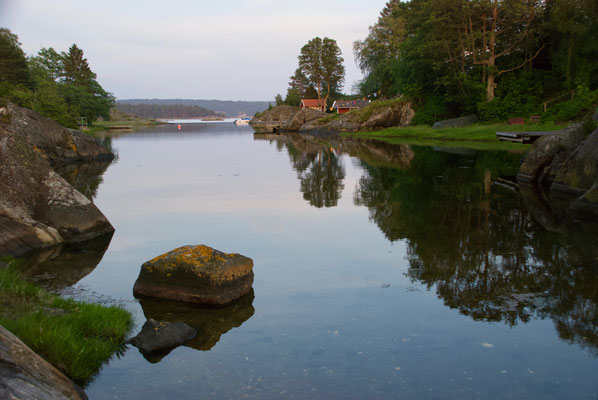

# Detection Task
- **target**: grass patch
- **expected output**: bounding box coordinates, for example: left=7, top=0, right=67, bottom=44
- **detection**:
left=0, top=260, right=132, bottom=385
left=87, top=118, right=162, bottom=134
left=346, top=121, right=564, bottom=142
left=316, top=113, right=341, bottom=125
left=361, top=136, right=530, bottom=152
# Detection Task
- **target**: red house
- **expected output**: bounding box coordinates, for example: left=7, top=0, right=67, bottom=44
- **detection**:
left=300, top=99, right=326, bottom=112
left=332, top=99, right=371, bottom=114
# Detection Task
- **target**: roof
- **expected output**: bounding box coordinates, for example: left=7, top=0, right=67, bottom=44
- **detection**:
left=332, top=99, right=371, bottom=109
left=301, top=99, right=326, bottom=108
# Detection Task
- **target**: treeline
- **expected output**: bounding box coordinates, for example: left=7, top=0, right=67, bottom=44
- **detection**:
left=0, top=28, right=113, bottom=128
left=354, top=0, right=598, bottom=124
left=118, top=99, right=272, bottom=117
left=116, top=103, right=223, bottom=119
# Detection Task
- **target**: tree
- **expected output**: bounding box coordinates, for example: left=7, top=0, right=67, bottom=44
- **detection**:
left=288, top=68, right=317, bottom=99
left=29, top=47, right=63, bottom=82
left=320, top=38, right=345, bottom=105
left=62, top=44, right=94, bottom=86
left=460, top=0, right=547, bottom=101
left=284, top=88, right=302, bottom=106
left=298, top=37, right=345, bottom=103
left=298, top=37, right=324, bottom=100
left=0, top=28, right=31, bottom=88
left=274, top=93, right=284, bottom=106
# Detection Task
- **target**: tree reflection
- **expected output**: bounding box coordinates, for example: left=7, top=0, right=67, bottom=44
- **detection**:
left=354, top=145, right=598, bottom=354
left=284, top=136, right=345, bottom=208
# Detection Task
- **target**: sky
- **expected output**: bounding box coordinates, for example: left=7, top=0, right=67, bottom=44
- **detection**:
left=0, top=0, right=389, bottom=101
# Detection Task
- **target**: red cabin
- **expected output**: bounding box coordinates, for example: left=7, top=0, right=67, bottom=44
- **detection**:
left=300, top=99, right=326, bottom=112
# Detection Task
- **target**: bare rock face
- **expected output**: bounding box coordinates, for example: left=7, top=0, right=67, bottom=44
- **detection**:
left=281, top=108, right=325, bottom=132
left=250, top=105, right=298, bottom=123
left=517, top=123, right=587, bottom=185
left=0, top=103, right=114, bottom=256
left=518, top=124, right=598, bottom=215
left=300, top=100, right=415, bottom=134
left=133, top=245, right=254, bottom=305
left=0, top=325, right=87, bottom=400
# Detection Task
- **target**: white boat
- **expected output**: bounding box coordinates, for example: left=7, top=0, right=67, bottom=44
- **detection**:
left=234, top=117, right=251, bottom=125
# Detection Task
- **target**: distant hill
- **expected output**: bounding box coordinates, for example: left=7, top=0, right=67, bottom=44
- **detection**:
left=117, top=99, right=273, bottom=117
left=115, top=103, right=222, bottom=119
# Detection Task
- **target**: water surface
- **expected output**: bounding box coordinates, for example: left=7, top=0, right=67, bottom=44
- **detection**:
left=31, top=122, right=598, bottom=399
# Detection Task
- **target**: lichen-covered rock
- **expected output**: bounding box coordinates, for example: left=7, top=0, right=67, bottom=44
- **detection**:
left=0, top=325, right=87, bottom=399
left=129, top=319, right=197, bottom=354
left=281, top=108, right=325, bottom=132
left=0, top=103, right=115, bottom=256
left=133, top=245, right=254, bottom=305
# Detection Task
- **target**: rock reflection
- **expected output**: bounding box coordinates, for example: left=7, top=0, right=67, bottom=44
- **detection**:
left=17, top=233, right=113, bottom=290
left=354, top=144, right=598, bottom=354
left=136, top=291, right=255, bottom=362
left=55, top=161, right=112, bottom=200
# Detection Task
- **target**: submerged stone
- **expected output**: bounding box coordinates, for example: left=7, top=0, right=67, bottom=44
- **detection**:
left=129, top=319, right=197, bottom=355
left=133, top=245, right=254, bottom=305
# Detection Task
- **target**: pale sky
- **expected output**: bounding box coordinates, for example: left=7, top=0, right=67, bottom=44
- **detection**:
left=0, top=0, right=388, bottom=101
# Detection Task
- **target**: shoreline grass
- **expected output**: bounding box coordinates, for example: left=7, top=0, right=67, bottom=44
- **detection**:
left=344, top=121, right=564, bottom=142
left=0, top=259, right=132, bottom=386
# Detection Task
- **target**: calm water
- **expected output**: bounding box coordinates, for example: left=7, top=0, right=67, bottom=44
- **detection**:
left=25, top=122, right=598, bottom=399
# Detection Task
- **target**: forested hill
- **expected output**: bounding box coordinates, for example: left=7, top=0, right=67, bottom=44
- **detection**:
left=117, top=99, right=272, bottom=117
left=115, top=103, right=223, bottom=119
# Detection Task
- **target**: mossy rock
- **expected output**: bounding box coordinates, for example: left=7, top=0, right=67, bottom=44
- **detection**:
left=133, top=245, right=254, bottom=305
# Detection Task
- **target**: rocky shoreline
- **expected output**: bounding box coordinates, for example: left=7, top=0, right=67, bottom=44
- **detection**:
left=250, top=99, right=415, bottom=135
left=517, top=123, right=598, bottom=215
left=0, top=103, right=115, bottom=256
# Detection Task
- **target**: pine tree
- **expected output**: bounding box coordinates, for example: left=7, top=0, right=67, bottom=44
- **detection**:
left=0, top=28, right=31, bottom=88
left=62, top=44, right=94, bottom=86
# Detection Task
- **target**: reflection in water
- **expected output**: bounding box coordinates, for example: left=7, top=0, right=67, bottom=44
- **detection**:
left=353, top=145, right=598, bottom=354
left=137, top=291, right=255, bottom=362
left=55, top=161, right=113, bottom=200
left=260, top=134, right=598, bottom=355
left=285, top=135, right=346, bottom=208
left=18, top=233, right=113, bottom=290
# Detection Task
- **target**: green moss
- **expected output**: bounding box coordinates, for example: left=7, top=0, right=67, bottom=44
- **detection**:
left=0, top=260, right=132, bottom=385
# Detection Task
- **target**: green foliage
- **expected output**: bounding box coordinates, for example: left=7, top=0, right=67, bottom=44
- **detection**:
left=412, top=95, right=451, bottom=125
left=296, top=37, right=345, bottom=102
left=274, top=93, right=284, bottom=106
left=546, top=86, right=598, bottom=122
left=0, top=264, right=132, bottom=385
left=0, top=28, right=114, bottom=128
left=284, top=88, right=301, bottom=107
left=354, top=0, right=598, bottom=124
left=0, top=28, right=31, bottom=88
